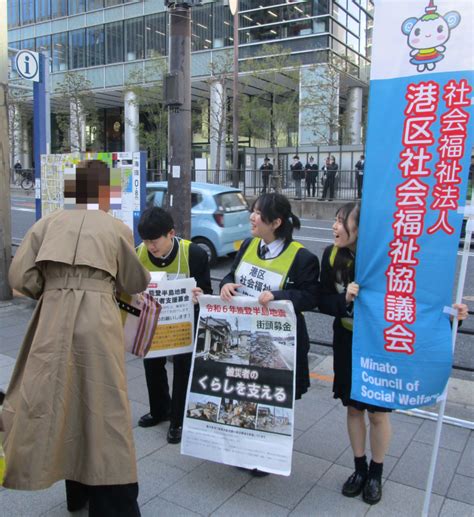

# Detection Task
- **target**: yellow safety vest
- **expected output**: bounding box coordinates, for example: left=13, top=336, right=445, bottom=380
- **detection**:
left=235, top=238, right=303, bottom=297
left=136, top=239, right=191, bottom=277
left=329, top=245, right=353, bottom=331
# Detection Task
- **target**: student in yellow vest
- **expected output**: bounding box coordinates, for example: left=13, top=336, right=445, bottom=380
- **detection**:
left=318, top=202, right=468, bottom=505
left=136, top=207, right=212, bottom=444
left=220, top=193, right=320, bottom=403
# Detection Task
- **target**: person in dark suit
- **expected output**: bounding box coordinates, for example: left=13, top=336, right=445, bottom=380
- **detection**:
left=355, top=155, right=365, bottom=198
left=305, top=156, right=319, bottom=197
left=259, top=156, right=273, bottom=193
left=290, top=155, right=303, bottom=200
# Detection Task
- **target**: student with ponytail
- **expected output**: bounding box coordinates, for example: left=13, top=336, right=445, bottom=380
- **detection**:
left=319, top=202, right=468, bottom=505
left=220, top=193, right=320, bottom=402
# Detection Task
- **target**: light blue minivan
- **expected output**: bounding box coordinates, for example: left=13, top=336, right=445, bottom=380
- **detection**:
left=146, top=182, right=251, bottom=265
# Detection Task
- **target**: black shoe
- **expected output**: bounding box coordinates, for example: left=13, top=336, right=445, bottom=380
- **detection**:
left=167, top=424, right=182, bottom=444
left=342, top=471, right=367, bottom=497
left=363, top=477, right=382, bottom=505
left=138, top=412, right=170, bottom=428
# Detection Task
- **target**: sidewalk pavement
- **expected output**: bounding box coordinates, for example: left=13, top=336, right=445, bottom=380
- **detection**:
left=0, top=296, right=473, bottom=517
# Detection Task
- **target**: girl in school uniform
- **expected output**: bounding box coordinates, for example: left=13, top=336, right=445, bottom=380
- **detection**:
left=319, top=202, right=468, bottom=505
left=220, top=193, right=320, bottom=402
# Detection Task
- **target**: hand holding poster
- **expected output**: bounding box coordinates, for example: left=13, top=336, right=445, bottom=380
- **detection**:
left=181, top=295, right=296, bottom=476
left=352, top=0, right=473, bottom=410
left=146, top=276, right=196, bottom=358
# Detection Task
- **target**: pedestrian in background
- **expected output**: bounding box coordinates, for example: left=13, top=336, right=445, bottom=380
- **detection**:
left=305, top=156, right=319, bottom=197
left=259, top=156, right=273, bottom=194
left=291, top=155, right=303, bottom=200
left=355, top=154, right=365, bottom=199
left=136, top=207, right=212, bottom=444
left=320, top=155, right=338, bottom=201
left=1, top=160, right=150, bottom=516
left=13, top=161, right=22, bottom=185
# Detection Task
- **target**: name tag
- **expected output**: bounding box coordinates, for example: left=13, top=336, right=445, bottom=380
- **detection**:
left=235, top=261, right=284, bottom=297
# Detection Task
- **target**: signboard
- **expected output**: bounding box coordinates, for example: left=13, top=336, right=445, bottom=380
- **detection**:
left=146, top=276, right=196, bottom=358
left=15, top=50, right=40, bottom=82
left=182, top=295, right=296, bottom=476
left=352, top=0, right=473, bottom=410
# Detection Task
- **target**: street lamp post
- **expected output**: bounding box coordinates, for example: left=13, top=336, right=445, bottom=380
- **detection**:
left=230, top=0, right=239, bottom=188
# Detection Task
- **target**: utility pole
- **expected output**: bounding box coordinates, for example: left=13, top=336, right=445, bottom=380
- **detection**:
left=230, top=0, right=239, bottom=188
left=0, top=0, right=12, bottom=300
left=165, top=1, right=199, bottom=239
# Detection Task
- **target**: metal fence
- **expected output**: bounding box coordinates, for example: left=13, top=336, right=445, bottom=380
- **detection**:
left=148, top=168, right=362, bottom=201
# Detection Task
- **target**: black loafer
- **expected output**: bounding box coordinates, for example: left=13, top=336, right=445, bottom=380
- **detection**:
left=342, top=471, right=367, bottom=497
left=363, top=477, right=382, bottom=505
left=138, top=412, right=170, bottom=428
left=167, top=425, right=182, bottom=444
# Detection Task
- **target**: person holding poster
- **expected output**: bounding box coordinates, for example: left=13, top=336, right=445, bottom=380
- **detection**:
left=136, top=207, right=212, bottom=444
left=319, top=202, right=468, bottom=505
left=220, top=193, right=319, bottom=402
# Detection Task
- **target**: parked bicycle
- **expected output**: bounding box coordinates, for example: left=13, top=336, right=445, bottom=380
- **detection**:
left=20, top=170, right=35, bottom=191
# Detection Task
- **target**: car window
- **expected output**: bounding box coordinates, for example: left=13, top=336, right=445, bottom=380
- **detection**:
left=191, top=193, right=203, bottom=208
left=146, top=189, right=166, bottom=208
left=215, top=192, right=248, bottom=212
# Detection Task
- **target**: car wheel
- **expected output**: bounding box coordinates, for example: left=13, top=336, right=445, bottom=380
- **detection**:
left=193, top=237, right=218, bottom=267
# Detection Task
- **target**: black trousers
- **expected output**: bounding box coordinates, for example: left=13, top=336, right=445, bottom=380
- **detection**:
left=357, top=174, right=363, bottom=198
left=65, top=480, right=140, bottom=517
left=261, top=175, right=269, bottom=193
left=305, top=177, right=316, bottom=197
left=322, top=172, right=336, bottom=199
left=144, top=353, right=192, bottom=426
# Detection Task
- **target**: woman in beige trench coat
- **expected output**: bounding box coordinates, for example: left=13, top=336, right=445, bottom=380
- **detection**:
left=1, top=162, right=150, bottom=516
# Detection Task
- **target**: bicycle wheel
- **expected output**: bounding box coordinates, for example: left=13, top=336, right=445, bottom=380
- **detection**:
left=21, top=176, right=34, bottom=190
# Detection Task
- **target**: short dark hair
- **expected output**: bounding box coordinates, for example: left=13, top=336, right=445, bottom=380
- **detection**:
left=293, top=155, right=299, bottom=160
left=251, top=193, right=301, bottom=242
left=360, top=154, right=365, bottom=159
left=309, top=156, right=314, bottom=161
left=138, top=207, right=174, bottom=240
left=264, top=156, right=270, bottom=161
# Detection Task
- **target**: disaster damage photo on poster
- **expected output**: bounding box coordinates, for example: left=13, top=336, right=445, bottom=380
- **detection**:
left=186, top=298, right=295, bottom=436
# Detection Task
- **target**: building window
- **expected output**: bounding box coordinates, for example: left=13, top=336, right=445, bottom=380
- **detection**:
left=105, top=0, right=122, bottom=6
left=52, top=32, right=68, bottom=71
left=145, top=13, right=166, bottom=58
left=69, top=0, right=85, bottom=16
left=87, top=25, right=105, bottom=67
left=21, top=38, right=36, bottom=51
left=35, top=0, right=50, bottom=22
left=214, top=3, right=232, bottom=49
left=36, top=35, right=51, bottom=57
left=125, top=18, right=144, bottom=61
left=8, top=0, right=21, bottom=28
left=20, top=0, right=35, bottom=25
left=88, top=0, right=103, bottom=10
left=69, top=29, right=86, bottom=69
left=106, top=21, right=123, bottom=64
left=191, top=3, right=212, bottom=51
left=51, top=0, right=67, bottom=18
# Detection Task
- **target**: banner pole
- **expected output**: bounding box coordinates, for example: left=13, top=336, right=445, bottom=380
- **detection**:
left=422, top=196, right=473, bottom=517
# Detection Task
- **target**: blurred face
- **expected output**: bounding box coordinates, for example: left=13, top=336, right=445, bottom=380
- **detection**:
left=332, top=211, right=358, bottom=250
left=143, top=230, right=175, bottom=257
left=250, top=207, right=281, bottom=243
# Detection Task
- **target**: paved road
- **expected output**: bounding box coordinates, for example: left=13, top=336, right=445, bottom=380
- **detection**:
left=9, top=189, right=474, bottom=378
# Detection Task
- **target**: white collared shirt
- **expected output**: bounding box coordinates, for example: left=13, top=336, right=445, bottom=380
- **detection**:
left=259, top=238, right=285, bottom=259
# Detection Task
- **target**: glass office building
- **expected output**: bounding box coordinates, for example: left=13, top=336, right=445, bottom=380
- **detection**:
left=7, top=0, right=373, bottom=162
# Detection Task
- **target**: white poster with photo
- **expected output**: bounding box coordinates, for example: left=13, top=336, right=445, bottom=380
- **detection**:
left=145, top=277, right=196, bottom=358
left=181, top=295, right=297, bottom=476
